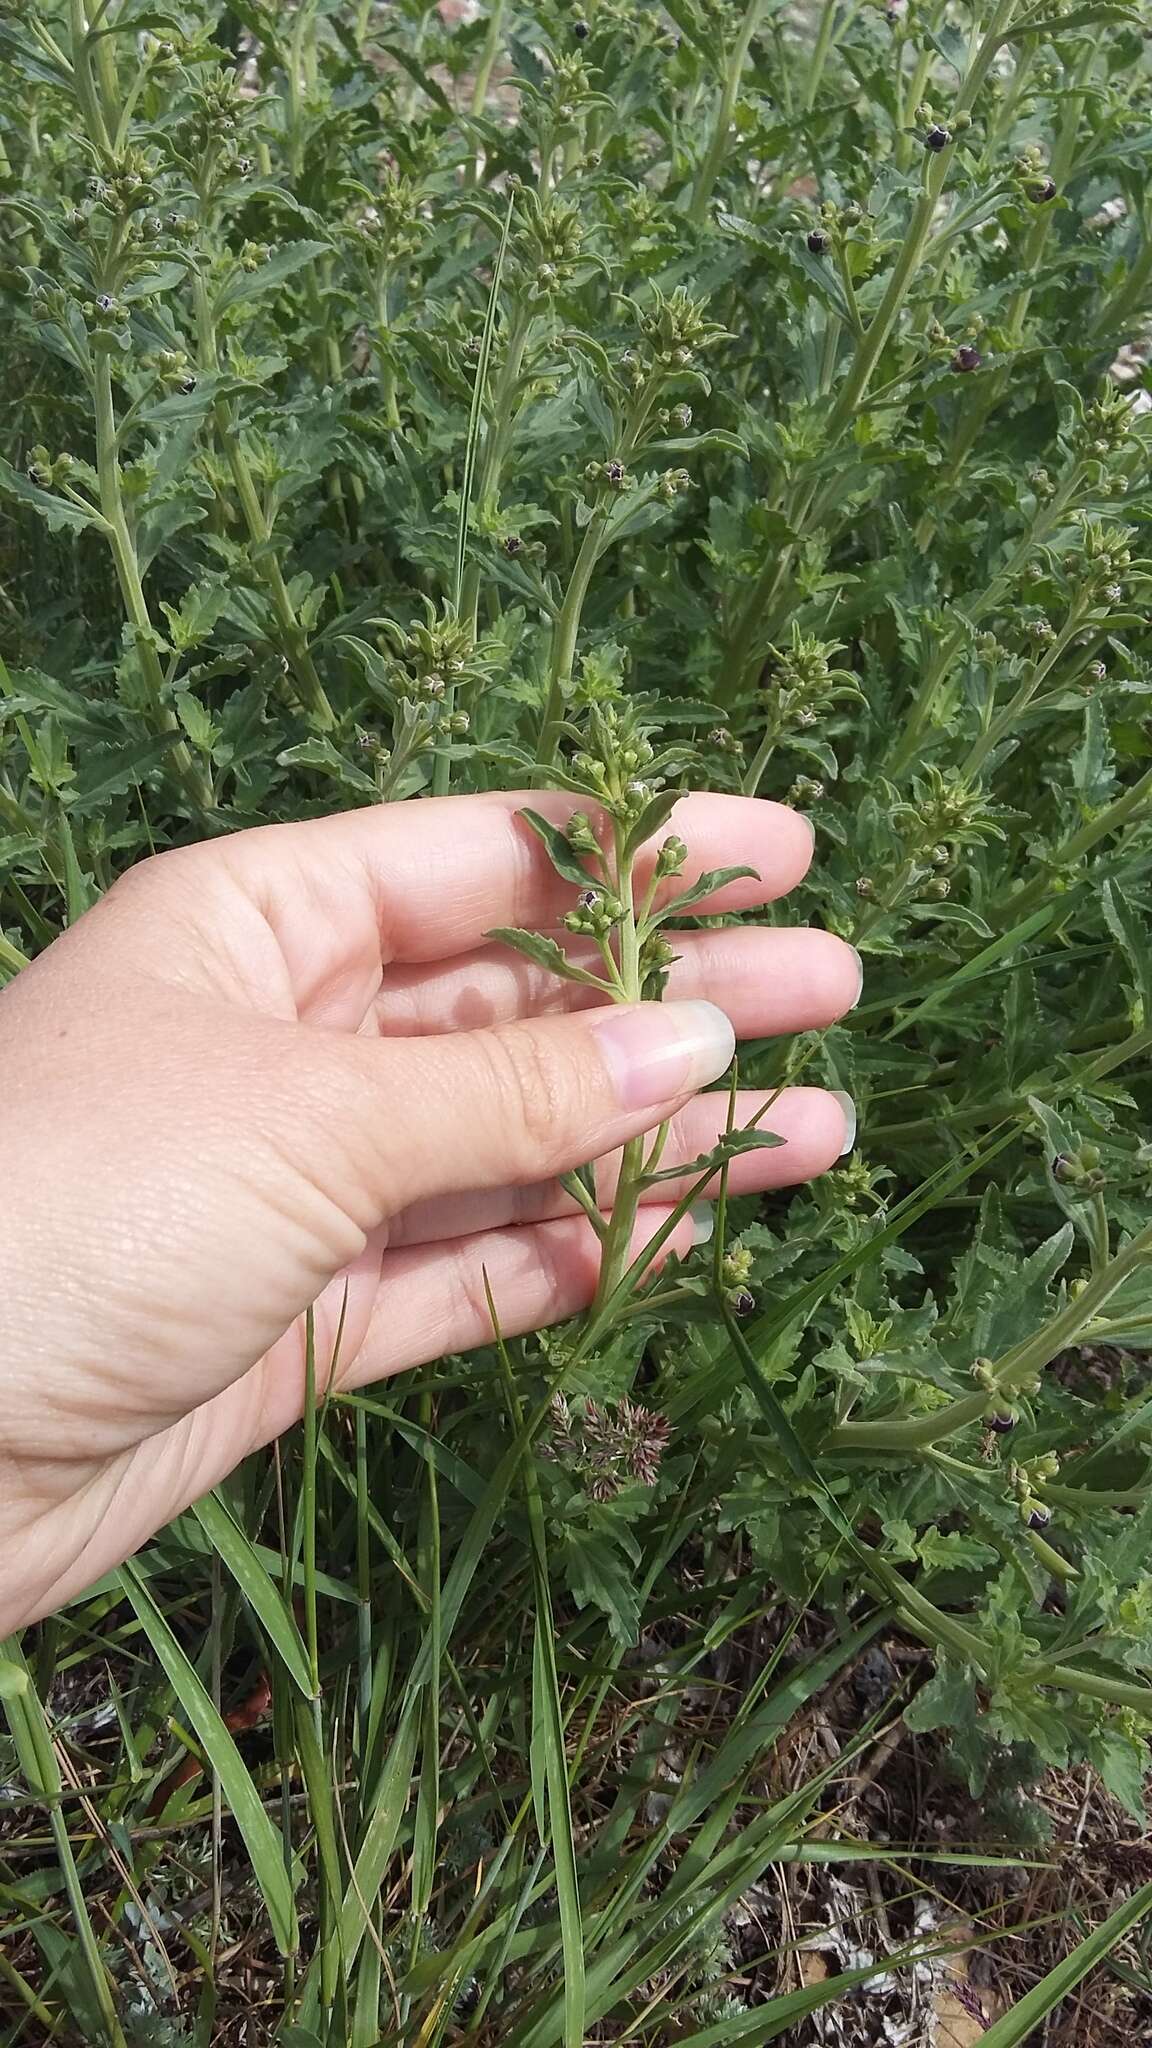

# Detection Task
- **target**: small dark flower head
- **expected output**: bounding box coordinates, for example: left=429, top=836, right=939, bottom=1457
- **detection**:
left=572, top=17, right=590, bottom=37
left=503, top=534, right=524, bottom=556
left=1087, top=660, right=1106, bottom=681
left=577, top=888, right=598, bottom=910
left=1027, top=1503, right=1052, bottom=1532
left=951, top=344, right=981, bottom=373
left=925, top=124, right=951, bottom=152
left=605, top=459, right=626, bottom=484
left=806, top=229, right=828, bottom=255
left=1028, top=177, right=1057, bottom=203
left=987, top=1411, right=1017, bottom=1434
left=178, top=375, right=197, bottom=394
left=96, top=292, right=115, bottom=314
left=729, top=1287, right=756, bottom=1318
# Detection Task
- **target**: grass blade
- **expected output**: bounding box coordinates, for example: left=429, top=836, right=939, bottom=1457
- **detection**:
left=191, top=1490, right=317, bottom=1699
left=118, top=1560, right=298, bottom=1957
left=978, top=1880, right=1152, bottom=2046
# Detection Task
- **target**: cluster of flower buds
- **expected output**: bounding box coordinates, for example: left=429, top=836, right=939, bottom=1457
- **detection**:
left=542, top=1391, right=672, bottom=1501
left=1011, top=1454, right=1059, bottom=1532
left=1013, top=145, right=1057, bottom=205
left=805, top=198, right=868, bottom=255
left=351, top=171, right=425, bottom=259
left=657, top=403, right=693, bottom=431
left=707, top=724, right=744, bottom=758
left=1052, top=1142, right=1107, bottom=1194
left=763, top=624, right=860, bottom=731
left=1061, top=516, right=1136, bottom=609
left=24, top=444, right=73, bottom=490
left=584, top=457, right=636, bottom=494
left=563, top=885, right=624, bottom=939
left=142, top=347, right=198, bottom=395
left=658, top=466, right=692, bottom=502
left=1081, top=385, right=1141, bottom=458
left=788, top=774, right=825, bottom=807
left=567, top=700, right=690, bottom=829
left=919, top=102, right=970, bottom=150
left=638, top=285, right=726, bottom=372
left=654, top=833, right=688, bottom=879
left=722, top=1243, right=755, bottom=1316
left=639, top=928, right=678, bottom=997
left=890, top=765, right=1003, bottom=859
left=513, top=192, right=585, bottom=297
left=84, top=150, right=160, bottom=220
left=375, top=602, right=495, bottom=705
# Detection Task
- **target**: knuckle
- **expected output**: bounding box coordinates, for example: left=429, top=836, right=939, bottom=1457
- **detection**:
left=483, top=1023, right=588, bottom=1181
left=105, top=843, right=203, bottom=907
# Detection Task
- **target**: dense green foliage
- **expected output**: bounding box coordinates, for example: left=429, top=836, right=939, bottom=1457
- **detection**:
left=3, top=0, right=1152, bottom=2039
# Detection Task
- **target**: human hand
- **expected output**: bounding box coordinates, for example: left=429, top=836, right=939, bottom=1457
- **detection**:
left=0, top=792, right=860, bottom=1632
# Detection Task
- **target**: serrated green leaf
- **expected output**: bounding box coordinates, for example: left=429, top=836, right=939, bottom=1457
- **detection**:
left=653, top=864, right=760, bottom=921
left=0, top=457, right=103, bottom=535
left=641, top=1127, right=783, bottom=1186
left=214, top=241, right=330, bottom=316
left=485, top=926, right=615, bottom=990
left=516, top=806, right=599, bottom=887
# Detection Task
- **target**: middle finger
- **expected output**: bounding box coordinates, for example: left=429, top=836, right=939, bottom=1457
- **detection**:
left=371, top=926, right=862, bottom=1039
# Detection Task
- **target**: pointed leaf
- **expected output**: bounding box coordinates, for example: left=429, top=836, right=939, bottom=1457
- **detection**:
left=119, top=1560, right=298, bottom=1956
left=486, top=927, right=614, bottom=991
left=517, top=807, right=599, bottom=887
left=653, top=865, right=760, bottom=921
left=641, top=1127, right=783, bottom=1187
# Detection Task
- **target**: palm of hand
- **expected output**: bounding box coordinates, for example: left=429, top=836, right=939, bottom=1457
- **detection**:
left=0, top=792, right=857, bottom=1629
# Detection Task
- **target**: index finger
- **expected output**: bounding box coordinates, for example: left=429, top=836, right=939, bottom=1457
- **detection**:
left=214, top=789, right=815, bottom=967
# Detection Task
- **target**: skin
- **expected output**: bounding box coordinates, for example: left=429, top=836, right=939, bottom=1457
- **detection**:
left=0, top=791, right=860, bottom=1634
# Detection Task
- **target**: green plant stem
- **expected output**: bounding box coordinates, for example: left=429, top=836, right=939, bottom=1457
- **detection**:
left=92, top=358, right=213, bottom=808
left=804, top=0, right=844, bottom=111
left=890, top=463, right=1085, bottom=776
left=961, top=601, right=1089, bottom=780
left=917, top=43, right=1096, bottom=549
left=537, top=513, right=606, bottom=768
left=588, top=829, right=644, bottom=1319
left=68, top=0, right=112, bottom=154
left=688, top=0, right=769, bottom=228
left=192, top=270, right=335, bottom=730
left=470, top=0, right=507, bottom=119
left=830, top=1219, right=1152, bottom=1454
left=725, top=0, right=1020, bottom=703
left=1002, top=760, right=1152, bottom=921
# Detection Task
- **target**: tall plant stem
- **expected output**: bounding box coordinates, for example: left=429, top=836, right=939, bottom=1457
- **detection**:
left=93, top=359, right=213, bottom=807
left=832, top=1220, right=1152, bottom=1453
left=916, top=42, right=1096, bottom=550
left=688, top=0, right=769, bottom=228
left=889, top=463, right=1084, bottom=777
left=588, top=832, right=645, bottom=1319
left=961, top=603, right=1089, bottom=781
left=68, top=0, right=112, bottom=153
left=724, top=0, right=1019, bottom=703
left=193, top=272, right=335, bottom=730
left=536, top=514, right=606, bottom=769
left=471, top=0, right=507, bottom=119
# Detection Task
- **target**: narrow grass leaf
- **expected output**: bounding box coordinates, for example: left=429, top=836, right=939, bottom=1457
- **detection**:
left=118, top=1561, right=298, bottom=1957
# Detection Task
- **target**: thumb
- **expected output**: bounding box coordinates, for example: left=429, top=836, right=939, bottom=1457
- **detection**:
left=319, top=1000, right=736, bottom=1225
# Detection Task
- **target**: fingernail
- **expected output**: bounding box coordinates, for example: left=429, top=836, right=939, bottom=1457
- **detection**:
left=848, top=947, right=864, bottom=1009
left=832, top=1091, right=857, bottom=1156
left=690, top=1202, right=714, bottom=1246
left=594, top=1000, right=735, bottom=1112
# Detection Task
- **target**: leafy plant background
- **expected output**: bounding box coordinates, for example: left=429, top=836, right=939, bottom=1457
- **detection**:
left=2, top=0, right=1152, bottom=2040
